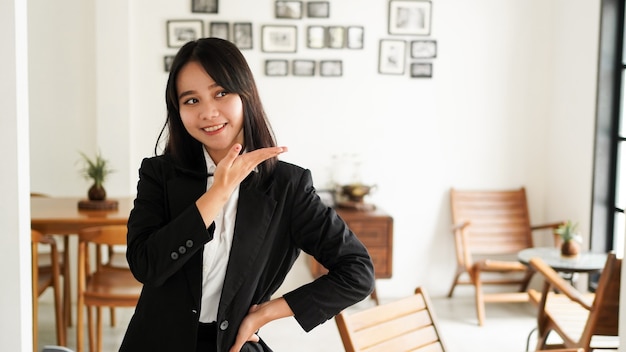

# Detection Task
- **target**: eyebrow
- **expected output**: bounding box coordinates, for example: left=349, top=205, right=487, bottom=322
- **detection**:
left=178, top=83, right=220, bottom=101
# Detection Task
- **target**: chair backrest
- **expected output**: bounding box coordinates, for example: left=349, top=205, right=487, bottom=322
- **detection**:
left=450, top=187, right=533, bottom=255
left=583, top=252, right=620, bottom=339
left=335, top=287, right=446, bottom=352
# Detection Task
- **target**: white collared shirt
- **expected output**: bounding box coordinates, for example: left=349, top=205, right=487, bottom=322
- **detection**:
left=199, top=147, right=239, bottom=323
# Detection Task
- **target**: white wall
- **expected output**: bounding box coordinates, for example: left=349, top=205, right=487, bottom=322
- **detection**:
left=2, top=0, right=33, bottom=350
left=27, top=0, right=600, bottom=299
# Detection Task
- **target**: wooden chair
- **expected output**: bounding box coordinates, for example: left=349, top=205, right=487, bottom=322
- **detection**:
left=32, top=229, right=65, bottom=351
left=527, top=252, right=620, bottom=352
left=447, top=187, right=563, bottom=326
left=31, top=192, right=72, bottom=328
left=76, top=225, right=142, bottom=352
left=335, top=287, right=447, bottom=352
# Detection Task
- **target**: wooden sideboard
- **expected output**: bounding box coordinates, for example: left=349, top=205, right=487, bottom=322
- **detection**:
left=308, top=206, right=394, bottom=280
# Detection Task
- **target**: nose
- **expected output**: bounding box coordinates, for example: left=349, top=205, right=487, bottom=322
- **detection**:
left=199, top=99, right=219, bottom=119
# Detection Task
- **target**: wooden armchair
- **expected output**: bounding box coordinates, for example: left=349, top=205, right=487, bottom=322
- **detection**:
left=447, top=188, right=563, bottom=326
left=76, top=225, right=142, bottom=352
left=335, top=287, right=447, bottom=352
left=528, top=252, right=620, bottom=352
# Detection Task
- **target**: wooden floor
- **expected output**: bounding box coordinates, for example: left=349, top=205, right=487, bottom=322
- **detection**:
left=35, top=256, right=567, bottom=352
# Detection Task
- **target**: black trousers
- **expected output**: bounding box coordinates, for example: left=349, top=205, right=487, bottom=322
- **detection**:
left=196, top=321, right=273, bottom=352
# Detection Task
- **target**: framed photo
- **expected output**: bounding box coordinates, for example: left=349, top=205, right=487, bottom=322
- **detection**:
left=167, top=20, right=204, bottom=48
left=265, top=60, right=289, bottom=76
left=293, top=60, right=315, bottom=76
left=233, top=23, right=253, bottom=50
left=307, top=1, right=330, bottom=18
left=164, top=55, right=175, bottom=72
left=410, top=62, right=433, bottom=78
left=209, top=22, right=229, bottom=40
left=262, top=25, right=298, bottom=53
left=320, top=60, right=342, bottom=77
left=378, top=39, right=406, bottom=75
left=275, top=1, right=303, bottom=19
left=411, top=40, right=436, bottom=58
left=191, top=0, right=218, bottom=13
left=388, top=0, right=432, bottom=35
left=346, top=26, right=364, bottom=49
left=327, top=26, right=345, bottom=49
left=307, top=26, right=326, bottom=49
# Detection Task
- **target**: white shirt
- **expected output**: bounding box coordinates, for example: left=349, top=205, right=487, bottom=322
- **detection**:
left=199, top=147, right=239, bottom=323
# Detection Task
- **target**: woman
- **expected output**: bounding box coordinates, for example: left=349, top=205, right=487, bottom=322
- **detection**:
left=120, top=37, right=375, bottom=352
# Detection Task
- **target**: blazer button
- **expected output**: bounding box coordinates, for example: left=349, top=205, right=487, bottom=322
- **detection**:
left=170, top=252, right=179, bottom=260
left=178, top=246, right=186, bottom=254
left=186, top=240, right=194, bottom=248
left=219, top=320, right=229, bottom=331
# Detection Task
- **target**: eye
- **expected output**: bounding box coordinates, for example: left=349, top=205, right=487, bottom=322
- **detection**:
left=182, top=97, right=199, bottom=105
left=216, top=91, right=228, bottom=98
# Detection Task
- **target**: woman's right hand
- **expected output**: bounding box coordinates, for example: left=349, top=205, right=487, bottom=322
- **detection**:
left=196, top=143, right=287, bottom=226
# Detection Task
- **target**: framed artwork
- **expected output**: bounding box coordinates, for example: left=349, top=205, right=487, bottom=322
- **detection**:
left=209, top=22, right=229, bottom=41
left=410, top=62, right=433, bottom=78
left=378, top=39, right=406, bottom=75
left=307, top=1, right=330, bottom=18
left=320, top=60, right=342, bottom=77
left=191, top=0, right=218, bottom=13
left=233, top=22, right=253, bottom=49
left=265, top=60, right=289, bottom=76
left=307, top=26, right=326, bottom=49
left=388, top=0, right=432, bottom=35
left=346, top=26, right=364, bottom=49
left=164, top=56, right=175, bottom=72
left=327, top=26, right=345, bottom=49
left=293, top=60, right=316, bottom=76
left=262, top=25, right=298, bottom=53
left=410, top=40, right=437, bottom=58
left=167, top=20, right=203, bottom=48
left=275, top=1, right=303, bottom=19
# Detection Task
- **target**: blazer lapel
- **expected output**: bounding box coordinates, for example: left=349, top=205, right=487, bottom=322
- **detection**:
left=219, top=182, right=276, bottom=311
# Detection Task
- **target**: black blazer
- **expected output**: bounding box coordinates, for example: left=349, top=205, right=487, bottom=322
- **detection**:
left=119, top=154, right=375, bottom=352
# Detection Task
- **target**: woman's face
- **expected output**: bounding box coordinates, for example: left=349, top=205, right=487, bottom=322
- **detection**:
left=177, top=60, right=244, bottom=163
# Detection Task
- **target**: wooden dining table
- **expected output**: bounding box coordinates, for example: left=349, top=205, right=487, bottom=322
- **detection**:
left=30, top=196, right=135, bottom=342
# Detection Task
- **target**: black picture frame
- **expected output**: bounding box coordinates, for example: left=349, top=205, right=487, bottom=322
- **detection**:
left=388, top=0, right=432, bottom=36
left=265, top=60, right=289, bottom=76
left=191, top=0, right=218, bottom=14
left=307, top=1, right=330, bottom=18
left=167, top=20, right=204, bottom=48
left=410, top=62, right=433, bottom=78
left=209, top=21, right=229, bottom=41
left=233, top=22, right=253, bottom=50
left=307, top=26, right=326, bottom=49
left=378, top=39, right=406, bottom=75
left=164, top=55, right=175, bottom=72
left=275, top=1, right=303, bottom=19
left=320, top=60, right=342, bottom=77
left=327, top=26, right=345, bottom=49
left=293, top=60, right=316, bottom=76
left=410, top=40, right=437, bottom=58
left=261, top=25, right=298, bottom=53
left=346, top=26, right=364, bottom=49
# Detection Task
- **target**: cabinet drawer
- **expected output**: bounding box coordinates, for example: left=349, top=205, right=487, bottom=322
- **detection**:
left=348, top=221, right=390, bottom=246
left=368, top=247, right=391, bottom=278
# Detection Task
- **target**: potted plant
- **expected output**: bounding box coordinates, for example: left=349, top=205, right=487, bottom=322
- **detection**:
left=555, top=220, right=581, bottom=257
left=79, top=151, right=114, bottom=201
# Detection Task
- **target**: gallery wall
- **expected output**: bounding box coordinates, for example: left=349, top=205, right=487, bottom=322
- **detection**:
left=28, top=0, right=600, bottom=298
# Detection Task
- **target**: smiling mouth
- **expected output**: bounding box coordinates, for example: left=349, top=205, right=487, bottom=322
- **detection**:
left=203, top=123, right=225, bottom=132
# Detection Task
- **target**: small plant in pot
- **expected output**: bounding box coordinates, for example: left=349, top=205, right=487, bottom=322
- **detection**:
left=555, top=220, right=582, bottom=257
left=79, top=151, right=114, bottom=201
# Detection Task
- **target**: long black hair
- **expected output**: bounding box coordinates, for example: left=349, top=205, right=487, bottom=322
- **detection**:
left=157, top=37, right=278, bottom=180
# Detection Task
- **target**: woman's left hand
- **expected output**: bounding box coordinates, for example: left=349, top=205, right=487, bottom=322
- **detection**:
left=229, top=305, right=262, bottom=352
left=229, top=298, right=294, bottom=352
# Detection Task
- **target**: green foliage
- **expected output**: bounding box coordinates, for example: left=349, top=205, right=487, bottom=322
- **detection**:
left=555, top=220, right=579, bottom=242
left=78, top=151, right=114, bottom=187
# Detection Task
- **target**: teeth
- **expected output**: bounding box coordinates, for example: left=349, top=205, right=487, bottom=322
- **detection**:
left=203, top=124, right=224, bottom=132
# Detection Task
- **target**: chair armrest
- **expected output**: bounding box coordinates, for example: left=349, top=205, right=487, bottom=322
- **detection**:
left=451, top=221, right=470, bottom=234
left=528, top=257, right=592, bottom=310
left=530, top=221, right=565, bottom=231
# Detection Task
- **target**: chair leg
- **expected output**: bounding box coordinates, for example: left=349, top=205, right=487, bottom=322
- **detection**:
left=471, top=267, right=485, bottom=326
left=33, top=284, right=38, bottom=352
left=97, top=307, right=103, bottom=352
left=63, top=236, right=72, bottom=328
left=77, top=297, right=84, bottom=352
left=88, top=306, right=95, bottom=352
left=447, top=268, right=463, bottom=298
left=110, top=307, right=116, bottom=327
